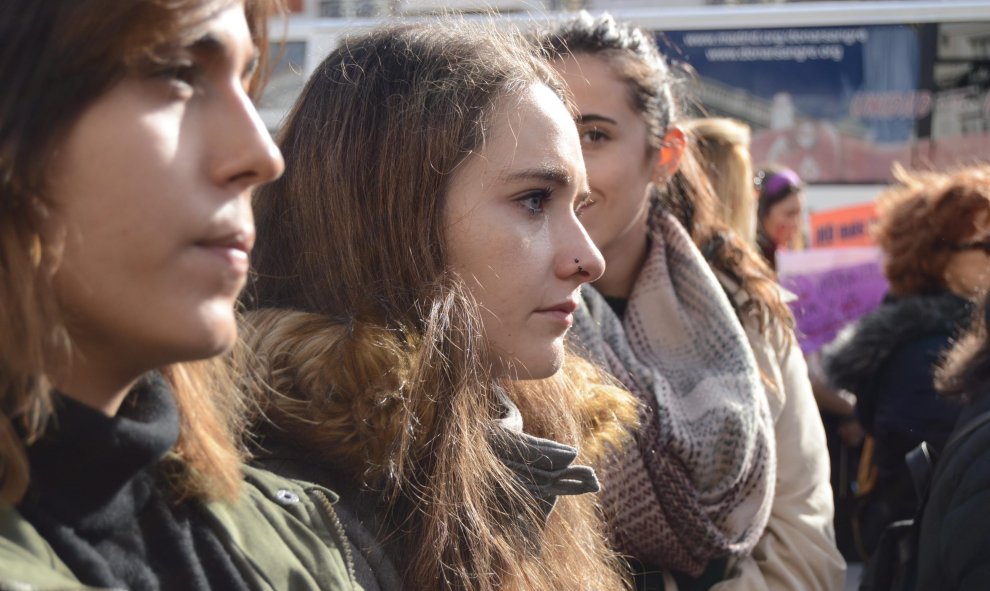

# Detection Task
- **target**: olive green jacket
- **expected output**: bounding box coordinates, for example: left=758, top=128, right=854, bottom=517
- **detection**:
left=0, top=466, right=362, bottom=591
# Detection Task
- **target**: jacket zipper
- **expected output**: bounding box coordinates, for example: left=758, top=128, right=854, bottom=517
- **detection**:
left=311, top=489, right=357, bottom=585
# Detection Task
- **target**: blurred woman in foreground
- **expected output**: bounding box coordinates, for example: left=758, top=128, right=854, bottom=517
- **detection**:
left=0, top=1, right=357, bottom=589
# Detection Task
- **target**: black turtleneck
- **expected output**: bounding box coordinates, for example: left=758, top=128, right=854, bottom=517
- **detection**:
left=17, top=374, right=249, bottom=591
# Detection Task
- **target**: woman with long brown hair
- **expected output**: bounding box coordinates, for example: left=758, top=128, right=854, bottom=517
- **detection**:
left=537, top=13, right=844, bottom=590
left=0, top=1, right=357, bottom=588
left=242, top=22, right=636, bottom=591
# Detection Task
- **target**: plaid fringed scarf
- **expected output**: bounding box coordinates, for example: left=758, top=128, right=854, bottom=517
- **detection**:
left=571, top=211, right=775, bottom=576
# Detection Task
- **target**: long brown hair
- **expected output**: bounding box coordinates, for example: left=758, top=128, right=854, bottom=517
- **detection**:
left=537, top=12, right=791, bottom=331
left=243, top=23, right=633, bottom=591
left=0, top=0, right=281, bottom=504
left=676, top=128, right=794, bottom=331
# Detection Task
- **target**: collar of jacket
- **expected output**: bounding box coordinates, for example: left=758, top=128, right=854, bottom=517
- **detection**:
left=822, top=290, right=973, bottom=397
left=0, top=464, right=358, bottom=590
left=489, top=386, right=599, bottom=522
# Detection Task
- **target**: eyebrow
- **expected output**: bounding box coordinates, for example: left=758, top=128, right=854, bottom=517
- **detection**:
left=501, top=165, right=573, bottom=186
left=189, top=32, right=260, bottom=79
left=577, top=114, right=618, bottom=126
left=501, top=166, right=591, bottom=204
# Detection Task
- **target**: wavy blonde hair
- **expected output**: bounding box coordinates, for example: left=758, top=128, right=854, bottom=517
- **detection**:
left=683, top=117, right=756, bottom=243
left=0, top=0, right=281, bottom=504
left=243, top=23, right=636, bottom=590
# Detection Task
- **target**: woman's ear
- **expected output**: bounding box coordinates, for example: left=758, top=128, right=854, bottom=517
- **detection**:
left=654, top=127, right=686, bottom=182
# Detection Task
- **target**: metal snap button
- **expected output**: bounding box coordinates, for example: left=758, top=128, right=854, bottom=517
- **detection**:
left=276, top=489, right=300, bottom=504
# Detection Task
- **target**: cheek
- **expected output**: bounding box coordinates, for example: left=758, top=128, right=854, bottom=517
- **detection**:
left=584, top=158, right=652, bottom=242
left=961, top=254, right=990, bottom=284
left=473, top=235, right=542, bottom=321
left=447, top=211, right=528, bottom=314
left=585, top=153, right=614, bottom=189
left=768, top=210, right=791, bottom=232
left=448, top=220, right=559, bottom=374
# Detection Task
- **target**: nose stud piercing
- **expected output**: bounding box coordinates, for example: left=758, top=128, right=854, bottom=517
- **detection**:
left=575, top=258, right=584, bottom=273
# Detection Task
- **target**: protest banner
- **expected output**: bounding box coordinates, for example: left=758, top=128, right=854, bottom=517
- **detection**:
left=777, top=247, right=888, bottom=354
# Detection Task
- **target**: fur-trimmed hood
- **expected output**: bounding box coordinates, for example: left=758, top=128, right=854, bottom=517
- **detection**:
left=241, top=308, right=639, bottom=590
left=822, top=291, right=973, bottom=400
left=241, top=308, right=637, bottom=482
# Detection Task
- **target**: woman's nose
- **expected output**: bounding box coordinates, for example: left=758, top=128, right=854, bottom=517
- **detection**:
left=560, top=218, right=605, bottom=283
left=209, top=84, right=285, bottom=190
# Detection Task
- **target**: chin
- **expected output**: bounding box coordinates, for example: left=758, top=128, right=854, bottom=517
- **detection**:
left=184, top=306, right=239, bottom=359
left=509, top=345, right=565, bottom=381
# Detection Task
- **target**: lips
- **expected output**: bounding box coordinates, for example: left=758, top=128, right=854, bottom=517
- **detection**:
left=197, top=231, right=254, bottom=254
left=534, top=298, right=579, bottom=328
left=195, top=229, right=254, bottom=274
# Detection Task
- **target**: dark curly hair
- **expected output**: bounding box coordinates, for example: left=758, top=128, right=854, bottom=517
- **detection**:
left=534, top=11, right=679, bottom=149
left=875, top=165, right=990, bottom=297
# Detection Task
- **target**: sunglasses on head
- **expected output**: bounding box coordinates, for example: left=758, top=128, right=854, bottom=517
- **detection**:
left=952, top=237, right=990, bottom=254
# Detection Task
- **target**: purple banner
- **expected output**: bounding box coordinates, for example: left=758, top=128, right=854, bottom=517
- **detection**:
left=778, top=250, right=888, bottom=354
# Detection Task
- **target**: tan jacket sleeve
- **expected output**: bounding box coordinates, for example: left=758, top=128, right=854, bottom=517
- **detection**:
left=712, top=321, right=846, bottom=591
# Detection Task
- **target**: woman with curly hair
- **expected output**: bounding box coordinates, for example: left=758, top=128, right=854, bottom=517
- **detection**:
left=537, top=13, right=843, bottom=590
left=0, top=1, right=358, bottom=589
left=240, top=22, right=637, bottom=591
left=824, top=165, right=990, bottom=555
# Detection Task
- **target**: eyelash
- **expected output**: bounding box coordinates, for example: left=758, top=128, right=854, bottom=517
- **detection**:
left=517, top=188, right=553, bottom=216
left=574, top=195, right=595, bottom=218
left=153, top=61, right=202, bottom=95
left=580, top=128, right=609, bottom=144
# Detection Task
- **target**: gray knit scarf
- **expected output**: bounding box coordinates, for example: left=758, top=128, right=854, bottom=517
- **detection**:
left=571, top=211, right=775, bottom=576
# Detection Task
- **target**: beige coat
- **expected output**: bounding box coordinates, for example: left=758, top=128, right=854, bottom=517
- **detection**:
left=712, top=281, right=846, bottom=591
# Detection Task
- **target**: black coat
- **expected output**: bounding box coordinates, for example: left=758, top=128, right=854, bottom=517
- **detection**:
left=916, top=391, right=990, bottom=591
left=823, top=291, right=972, bottom=485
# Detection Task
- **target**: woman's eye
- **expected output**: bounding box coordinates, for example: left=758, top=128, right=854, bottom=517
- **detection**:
left=580, top=128, right=608, bottom=144
left=518, top=189, right=551, bottom=215
left=153, top=62, right=202, bottom=96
